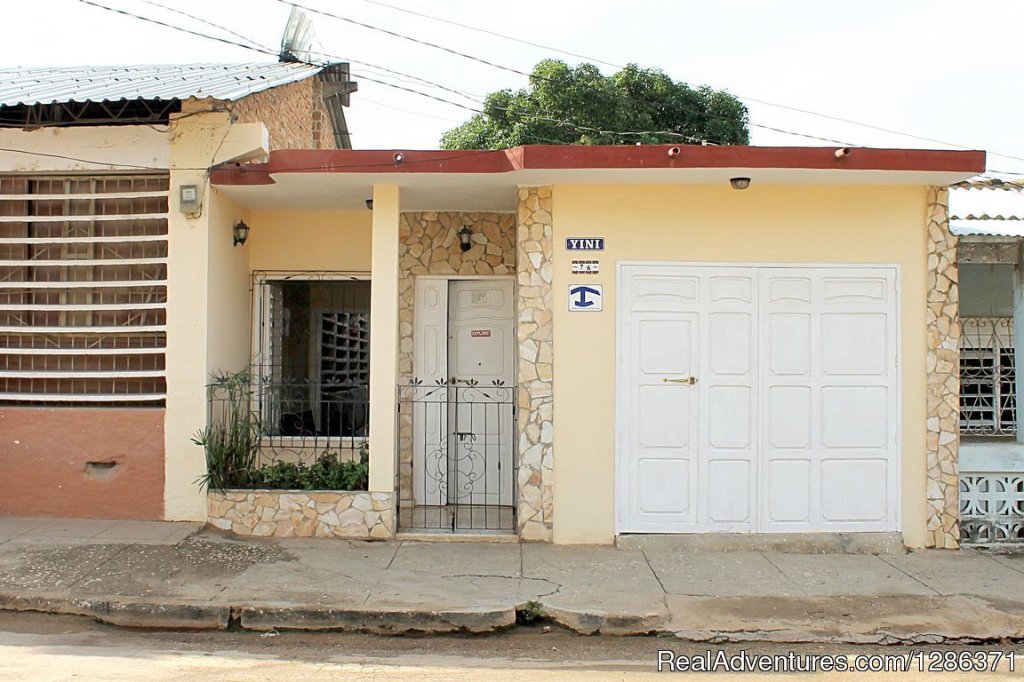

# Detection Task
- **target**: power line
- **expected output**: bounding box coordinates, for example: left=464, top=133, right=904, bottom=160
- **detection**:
left=358, top=97, right=463, bottom=124
left=278, top=0, right=860, bottom=147
left=81, top=0, right=1000, bottom=158
left=80, top=0, right=719, bottom=145
left=134, top=0, right=271, bottom=52
left=347, top=0, right=623, bottom=69
left=340, top=0, right=1022, bottom=163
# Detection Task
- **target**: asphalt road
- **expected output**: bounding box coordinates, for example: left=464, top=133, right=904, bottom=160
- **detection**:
left=0, top=611, right=1021, bottom=681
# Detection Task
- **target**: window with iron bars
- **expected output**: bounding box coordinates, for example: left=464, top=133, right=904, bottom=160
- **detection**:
left=251, top=274, right=370, bottom=462
left=0, top=175, right=168, bottom=406
left=960, top=317, right=1016, bottom=436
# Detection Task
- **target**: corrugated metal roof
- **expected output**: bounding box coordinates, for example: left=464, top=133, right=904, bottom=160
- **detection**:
left=0, top=62, right=324, bottom=107
left=950, top=177, right=1024, bottom=237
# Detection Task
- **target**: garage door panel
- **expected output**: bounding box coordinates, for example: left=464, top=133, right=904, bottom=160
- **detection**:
left=707, top=460, right=752, bottom=523
left=638, top=318, right=693, bottom=375
left=821, top=313, right=888, bottom=376
left=638, top=459, right=691, bottom=515
left=709, top=313, right=752, bottom=375
left=769, top=313, right=811, bottom=376
left=709, top=276, right=753, bottom=303
left=768, top=386, right=811, bottom=449
left=768, top=276, right=812, bottom=303
left=822, top=277, right=888, bottom=304
left=709, top=385, right=752, bottom=449
left=631, top=276, right=699, bottom=310
left=820, top=459, right=888, bottom=522
left=638, top=385, right=691, bottom=449
left=767, top=459, right=811, bottom=523
left=821, top=386, right=888, bottom=449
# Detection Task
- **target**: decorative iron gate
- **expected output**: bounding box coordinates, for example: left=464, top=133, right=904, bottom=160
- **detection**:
left=397, top=379, right=516, bottom=533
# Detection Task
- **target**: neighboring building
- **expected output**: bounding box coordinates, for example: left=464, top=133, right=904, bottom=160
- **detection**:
left=950, top=178, right=1024, bottom=545
left=200, top=144, right=978, bottom=548
left=0, top=61, right=355, bottom=519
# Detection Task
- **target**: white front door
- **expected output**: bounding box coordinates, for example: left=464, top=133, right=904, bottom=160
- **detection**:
left=617, top=264, right=899, bottom=534
left=413, top=278, right=514, bottom=507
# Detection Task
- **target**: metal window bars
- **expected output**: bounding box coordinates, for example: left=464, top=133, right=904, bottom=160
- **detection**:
left=208, top=375, right=369, bottom=467
left=960, top=317, right=1016, bottom=436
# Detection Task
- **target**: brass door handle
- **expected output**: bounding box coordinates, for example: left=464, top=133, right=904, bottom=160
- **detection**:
left=662, top=376, right=698, bottom=385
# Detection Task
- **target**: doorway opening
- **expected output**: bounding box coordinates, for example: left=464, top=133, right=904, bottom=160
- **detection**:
left=398, top=277, right=516, bottom=533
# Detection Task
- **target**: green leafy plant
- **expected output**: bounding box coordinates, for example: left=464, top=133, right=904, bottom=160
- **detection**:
left=516, top=600, right=547, bottom=625
left=195, top=369, right=370, bottom=492
left=441, top=59, right=749, bottom=149
left=193, top=369, right=262, bottom=492
left=249, top=448, right=369, bottom=491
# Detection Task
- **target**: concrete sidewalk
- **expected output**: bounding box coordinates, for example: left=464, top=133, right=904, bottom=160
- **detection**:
left=1, top=517, right=1023, bottom=643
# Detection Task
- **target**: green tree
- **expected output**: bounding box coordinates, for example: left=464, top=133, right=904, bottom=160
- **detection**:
left=440, top=60, right=749, bottom=149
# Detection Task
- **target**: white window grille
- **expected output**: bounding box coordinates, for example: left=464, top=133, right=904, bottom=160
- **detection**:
left=0, top=175, right=168, bottom=405
left=960, top=317, right=1015, bottom=436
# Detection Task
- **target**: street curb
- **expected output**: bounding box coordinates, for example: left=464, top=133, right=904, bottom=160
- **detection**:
left=540, top=603, right=669, bottom=636
left=239, top=605, right=517, bottom=634
left=0, top=593, right=230, bottom=629
left=4, top=591, right=1024, bottom=643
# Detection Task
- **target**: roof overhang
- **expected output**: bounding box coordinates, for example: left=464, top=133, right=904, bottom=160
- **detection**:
left=210, top=145, right=987, bottom=212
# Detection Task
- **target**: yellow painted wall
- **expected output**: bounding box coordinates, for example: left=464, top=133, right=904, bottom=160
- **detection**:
left=248, top=210, right=372, bottom=273
left=163, top=112, right=267, bottom=521
left=206, top=190, right=251, bottom=374
left=550, top=184, right=928, bottom=546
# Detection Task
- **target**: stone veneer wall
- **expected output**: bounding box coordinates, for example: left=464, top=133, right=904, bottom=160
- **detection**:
left=208, top=490, right=395, bottom=539
left=396, top=212, right=517, bottom=505
left=925, top=186, right=960, bottom=549
left=515, top=187, right=555, bottom=541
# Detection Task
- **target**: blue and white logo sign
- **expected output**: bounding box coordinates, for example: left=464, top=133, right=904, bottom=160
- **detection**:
left=565, top=237, right=605, bottom=251
left=568, top=284, right=603, bottom=312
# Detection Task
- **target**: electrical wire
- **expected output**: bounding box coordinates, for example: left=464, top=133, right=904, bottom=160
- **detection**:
left=65, top=0, right=1007, bottom=173
left=275, top=0, right=861, bottom=147
left=134, top=0, right=271, bottom=52
left=81, top=0, right=721, bottom=145
left=340, top=0, right=1023, bottom=164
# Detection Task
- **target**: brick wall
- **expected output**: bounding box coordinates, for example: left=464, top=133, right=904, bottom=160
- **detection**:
left=231, top=77, right=337, bottom=150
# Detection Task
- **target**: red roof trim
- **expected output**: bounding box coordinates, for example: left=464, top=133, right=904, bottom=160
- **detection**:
left=210, top=145, right=986, bottom=186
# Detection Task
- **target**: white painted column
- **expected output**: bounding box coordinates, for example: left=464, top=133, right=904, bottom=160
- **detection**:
left=368, top=185, right=401, bottom=493
left=1014, top=246, right=1024, bottom=444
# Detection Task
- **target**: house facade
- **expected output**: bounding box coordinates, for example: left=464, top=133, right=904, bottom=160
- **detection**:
left=195, top=145, right=979, bottom=548
left=0, top=69, right=988, bottom=548
left=0, top=61, right=355, bottom=520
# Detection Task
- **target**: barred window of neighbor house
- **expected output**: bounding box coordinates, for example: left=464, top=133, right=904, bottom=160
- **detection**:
left=960, top=316, right=1016, bottom=436
left=253, top=275, right=370, bottom=441
left=0, top=175, right=168, bottom=405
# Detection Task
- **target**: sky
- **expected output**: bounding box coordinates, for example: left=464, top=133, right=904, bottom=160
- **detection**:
left=0, top=0, right=1021, bottom=175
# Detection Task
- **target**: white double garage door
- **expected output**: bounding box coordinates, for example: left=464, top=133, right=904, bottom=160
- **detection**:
left=617, top=263, right=900, bottom=534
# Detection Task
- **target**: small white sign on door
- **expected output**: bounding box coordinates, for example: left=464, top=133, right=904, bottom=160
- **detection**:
left=568, top=284, right=603, bottom=312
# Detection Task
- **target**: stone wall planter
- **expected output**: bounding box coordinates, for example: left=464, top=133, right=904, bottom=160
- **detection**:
left=207, top=490, right=395, bottom=539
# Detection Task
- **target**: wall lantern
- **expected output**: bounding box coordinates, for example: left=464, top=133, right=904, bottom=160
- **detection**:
left=729, top=177, right=752, bottom=191
left=458, top=226, right=473, bottom=252
left=232, top=220, right=251, bottom=247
